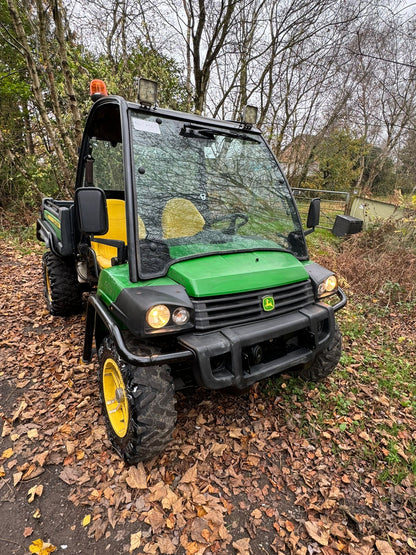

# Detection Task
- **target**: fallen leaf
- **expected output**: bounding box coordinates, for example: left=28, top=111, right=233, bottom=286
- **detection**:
left=27, top=485, right=43, bottom=503
left=190, top=517, right=210, bottom=544
left=59, top=423, right=72, bottom=435
left=145, top=508, right=165, bottom=534
left=29, top=538, right=57, bottom=554
left=88, top=518, right=107, bottom=541
left=251, top=509, right=262, bottom=520
left=304, top=521, right=329, bottom=546
left=130, top=531, right=142, bottom=552
left=82, top=514, right=91, bottom=527
left=126, top=463, right=147, bottom=489
left=232, top=537, right=251, bottom=555
left=12, top=400, right=27, bottom=422
left=211, top=442, right=228, bottom=457
left=143, top=541, right=159, bottom=554
left=1, top=421, right=12, bottom=438
left=23, top=464, right=44, bottom=481
left=285, top=520, right=295, bottom=532
left=65, top=441, right=76, bottom=455
left=196, top=413, right=206, bottom=426
left=33, top=451, right=49, bottom=467
left=16, top=379, right=30, bottom=389
left=376, top=540, right=396, bottom=555
left=330, top=523, right=348, bottom=539
left=246, top=454, right=261, bottom=466
left=1, top=447, right=14, bottom=459
left=183, top=541, right=205, bottom=555
left=229, top=427, right=243, bottom=439
left=408, top=537, right=416, bottom=550
left=179, top=463, right=198, bottom=484
left=348, top=536, right=375, bottom=555
left=157, top=536, right=176, bottom=554
left=24, top=527, right=34, bottom=537
left=32, top=508, right=41, bottom=519
left=59, top=466, right=80, bottom=485
left=13, top=471, right=23, bottom=486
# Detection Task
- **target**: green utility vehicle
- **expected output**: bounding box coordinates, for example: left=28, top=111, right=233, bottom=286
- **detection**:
left=37, top=78, right=346, bottom=463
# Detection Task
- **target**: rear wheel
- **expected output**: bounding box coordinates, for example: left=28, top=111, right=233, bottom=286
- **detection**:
left=299, top=321, right=342, bottom=381
left=98, top=337, right=176, bottom=464
left=42, top=251, right=82, bottom=316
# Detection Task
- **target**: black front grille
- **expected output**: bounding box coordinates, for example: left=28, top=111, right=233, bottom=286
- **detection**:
left=192, top=280, right=315, bottom=331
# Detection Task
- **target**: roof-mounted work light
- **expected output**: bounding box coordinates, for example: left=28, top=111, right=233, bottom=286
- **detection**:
left=242, top=105, right=258, bottom=126
left=90, top=79, right=108, bottom=102
left=138, top=78, right=158, bottom=107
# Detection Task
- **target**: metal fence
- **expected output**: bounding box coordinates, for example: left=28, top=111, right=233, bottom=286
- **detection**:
left=291, top=187, right=350, bottom=230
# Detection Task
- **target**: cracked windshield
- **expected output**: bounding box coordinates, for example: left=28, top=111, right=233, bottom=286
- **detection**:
left=131, top=112, right=306, bottom=276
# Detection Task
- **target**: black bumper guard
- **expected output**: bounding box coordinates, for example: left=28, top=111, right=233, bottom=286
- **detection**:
left=178, top=301, right=338, bottom=390
left=332, top=288, right=347, bottom=312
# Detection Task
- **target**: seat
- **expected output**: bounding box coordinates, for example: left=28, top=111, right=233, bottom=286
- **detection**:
left=91, top=199, right=146, bottom=269
left=162, top=198, right=205, bottom=239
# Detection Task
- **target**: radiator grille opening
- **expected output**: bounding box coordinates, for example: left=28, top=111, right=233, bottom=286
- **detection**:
left=192, top=280, right=315, bottom=331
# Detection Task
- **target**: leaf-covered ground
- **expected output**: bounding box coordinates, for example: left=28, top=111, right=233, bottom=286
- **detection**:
left=1, top=241, right=415, bottom=555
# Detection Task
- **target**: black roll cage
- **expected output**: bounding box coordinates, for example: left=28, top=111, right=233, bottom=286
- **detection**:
left=75, top=95, right=309, bottom=283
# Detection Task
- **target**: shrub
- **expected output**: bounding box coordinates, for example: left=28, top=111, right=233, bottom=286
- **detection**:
left=315, top=218, right=416, bottom=303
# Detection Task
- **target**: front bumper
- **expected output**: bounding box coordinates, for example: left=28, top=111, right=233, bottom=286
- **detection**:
left=179, top=301, right=337, bottom=389
left=85, top=290, right=345, bottom=391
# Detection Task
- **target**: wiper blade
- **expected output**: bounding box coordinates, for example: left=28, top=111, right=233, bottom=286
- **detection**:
left=181, top=124, right=261, bottom=143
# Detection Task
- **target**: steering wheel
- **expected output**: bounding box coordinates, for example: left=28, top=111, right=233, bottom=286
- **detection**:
left=205, top=213, right=248, bottom=234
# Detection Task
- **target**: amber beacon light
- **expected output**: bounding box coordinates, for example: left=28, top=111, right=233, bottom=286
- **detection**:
left=90, top=79, right=108, bottom=102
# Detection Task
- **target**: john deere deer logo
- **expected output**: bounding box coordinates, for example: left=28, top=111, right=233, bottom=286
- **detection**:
left=262, top=295, right=275, bottom=312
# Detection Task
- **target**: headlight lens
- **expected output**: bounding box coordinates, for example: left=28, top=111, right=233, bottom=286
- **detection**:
left=172, top=307, right=190, bottom=325
left=146, top=304, right=171, bottom=329
left=318, top=275, right=338, bottom=297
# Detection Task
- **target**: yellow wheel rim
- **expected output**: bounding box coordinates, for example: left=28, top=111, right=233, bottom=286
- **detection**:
left=45, top=270, right=52, bottom=302
left=102, top=358, right=129, bottom=438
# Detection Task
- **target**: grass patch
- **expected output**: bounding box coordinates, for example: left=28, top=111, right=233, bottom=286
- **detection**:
left=0, top=208, right=44, bottom=255
left=0, top=224, right=40, bottom=255
left=262, top=291, right=416, bottom=485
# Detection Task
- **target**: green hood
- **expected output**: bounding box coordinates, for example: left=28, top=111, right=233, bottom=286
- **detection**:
left=167, top=251, right=309, bottom=297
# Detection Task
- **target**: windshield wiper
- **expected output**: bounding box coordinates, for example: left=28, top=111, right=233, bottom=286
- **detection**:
left=180, top=124, right=261, bottom=143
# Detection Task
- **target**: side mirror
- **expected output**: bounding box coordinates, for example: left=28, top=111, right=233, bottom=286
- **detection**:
left=75, top=187, right=108, bottom=235
left=305, top=198, right=320, bottom=236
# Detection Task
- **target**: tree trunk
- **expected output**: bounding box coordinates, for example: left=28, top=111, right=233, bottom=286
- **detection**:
left=51, top=0, right=83, bottom=149
left=6, top=0, right=73, bottom=195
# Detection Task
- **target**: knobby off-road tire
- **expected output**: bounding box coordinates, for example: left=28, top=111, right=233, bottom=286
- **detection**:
left=42, top=251, right=82, bottom=316
left=299, top=321, right=342, bottom=382
left=98, top=336, right=176, bottom=464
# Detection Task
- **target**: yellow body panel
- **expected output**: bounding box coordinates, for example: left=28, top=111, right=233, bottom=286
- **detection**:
left=91, top=199, right=146, bottom=269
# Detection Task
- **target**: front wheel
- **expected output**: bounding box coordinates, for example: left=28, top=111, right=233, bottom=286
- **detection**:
left=299, top=321, right=342, bottom=381
left=98, top=337, right=176, bottom=464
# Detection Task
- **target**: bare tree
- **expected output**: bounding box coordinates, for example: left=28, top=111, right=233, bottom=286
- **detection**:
left=5, top=0, right=77, bottom=193
left=346, top=10, right=416, bottom=192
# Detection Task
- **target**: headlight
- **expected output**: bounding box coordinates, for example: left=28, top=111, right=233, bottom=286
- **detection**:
left=146, top=305, right=171, bottom=329
left=317, top=275, right=338, bottom=298
left=172, top=307, right=190, bottom=325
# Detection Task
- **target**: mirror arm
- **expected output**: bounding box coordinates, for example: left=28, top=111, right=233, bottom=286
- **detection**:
left=304, top=227, right=315, bottom=236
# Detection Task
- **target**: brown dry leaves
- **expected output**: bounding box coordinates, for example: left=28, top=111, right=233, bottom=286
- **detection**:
left=1, top=242, right=416, bottom=554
